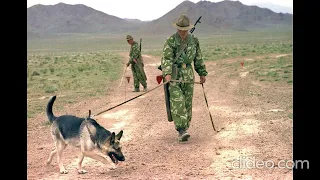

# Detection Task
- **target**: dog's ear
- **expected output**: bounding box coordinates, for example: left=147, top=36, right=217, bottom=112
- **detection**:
left=110, top=132, right=115, bottom=144
left=115, top=130, right=123, bottom=141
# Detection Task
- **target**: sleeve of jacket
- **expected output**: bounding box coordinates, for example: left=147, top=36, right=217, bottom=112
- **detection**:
left=193, top=37, right=208, bottom=76
left=161, top=37, right=174, bottom=76
left=127, top=57, right=133, bottom=65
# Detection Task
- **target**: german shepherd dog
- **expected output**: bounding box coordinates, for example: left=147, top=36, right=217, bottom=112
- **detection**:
left=45, top=95, right=125, bottom=174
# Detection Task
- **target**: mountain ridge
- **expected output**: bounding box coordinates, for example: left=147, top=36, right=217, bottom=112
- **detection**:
left=27, top=0, right=292, bottom=36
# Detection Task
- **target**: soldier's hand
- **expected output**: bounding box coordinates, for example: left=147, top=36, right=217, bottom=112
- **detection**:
left=165, top=75, right=171, bottom=82
left=133, top=59, right=137, bottom=64
left=200, top=76, right=206, bottom=84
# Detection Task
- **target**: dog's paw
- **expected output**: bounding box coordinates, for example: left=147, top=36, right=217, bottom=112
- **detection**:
left=60, top=169, right=69, bottom=174
left=78, top=169, right=87, bottom=174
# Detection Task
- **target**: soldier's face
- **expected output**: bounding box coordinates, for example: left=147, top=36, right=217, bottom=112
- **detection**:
left=127, top=39, right=133, bottom=44
left=177, top=29, right=188, bottom=40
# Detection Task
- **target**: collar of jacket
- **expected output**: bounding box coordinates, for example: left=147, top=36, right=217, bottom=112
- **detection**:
left=130, top=41, right=137, bottom=46
left=174, top=32, right=191, bottom=46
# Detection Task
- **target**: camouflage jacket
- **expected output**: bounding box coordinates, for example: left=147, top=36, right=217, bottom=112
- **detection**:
left=127, top=41, right=142, bottom=65
left=161, top=32, right=208, bottom=77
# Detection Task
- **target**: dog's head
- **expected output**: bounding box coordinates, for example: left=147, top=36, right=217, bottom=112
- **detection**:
left=101, top=130, right=125, bottom=164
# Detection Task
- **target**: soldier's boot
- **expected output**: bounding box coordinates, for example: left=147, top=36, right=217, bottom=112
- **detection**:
left=143, top=86, right=148, bottom=92
left=178, top=130, right=190, bottom=142
left=132, top=88, right=140, bottom=92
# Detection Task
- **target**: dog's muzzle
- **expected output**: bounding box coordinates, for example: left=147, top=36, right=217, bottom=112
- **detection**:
left=108, top=152, right=125, bottom=164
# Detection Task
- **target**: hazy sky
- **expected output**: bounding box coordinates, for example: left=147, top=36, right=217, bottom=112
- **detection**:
left=27, top=0, right=293, bottom=21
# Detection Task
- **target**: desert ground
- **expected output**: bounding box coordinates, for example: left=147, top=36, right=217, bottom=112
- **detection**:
left=27, top=51, right=293, bottom=179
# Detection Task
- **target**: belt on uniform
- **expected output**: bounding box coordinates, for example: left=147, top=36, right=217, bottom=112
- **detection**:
left=176, top=63, right=191, bottom=68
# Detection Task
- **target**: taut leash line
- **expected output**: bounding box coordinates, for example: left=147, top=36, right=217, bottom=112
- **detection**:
left=96, top=79, right=198, bottom=116
left=95, top=79, right=224, bottom=133
left=94, top=81, right=169, bottom=116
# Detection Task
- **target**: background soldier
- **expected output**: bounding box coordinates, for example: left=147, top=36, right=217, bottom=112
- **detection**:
left=161, top=14, right=208, bottom=142
left=126, top=35, right=148, bottom=92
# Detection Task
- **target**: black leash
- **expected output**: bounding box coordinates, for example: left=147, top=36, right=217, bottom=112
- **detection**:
left=93, top=80, right=224, bottom=132
left=84, top=110, right=100, bottom=147
left=94, top=81, right=169, bottom=116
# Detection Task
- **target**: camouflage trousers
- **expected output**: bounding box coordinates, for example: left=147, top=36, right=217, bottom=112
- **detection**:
left=168, top=67, right=194, bottom=131
left=131, top=64, right=147, bottom=89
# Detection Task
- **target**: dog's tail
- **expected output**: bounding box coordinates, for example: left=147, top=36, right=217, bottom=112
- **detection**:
left=46, top=95, right=57, bottom=123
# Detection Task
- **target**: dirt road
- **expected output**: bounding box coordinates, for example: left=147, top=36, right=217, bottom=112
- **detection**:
left=27, top=53, right=293, bottom=180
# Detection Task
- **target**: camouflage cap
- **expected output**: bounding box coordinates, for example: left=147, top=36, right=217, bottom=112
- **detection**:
left=172, top=14, right=194, bottom=31
left=126, top=35, right=133, bottom=40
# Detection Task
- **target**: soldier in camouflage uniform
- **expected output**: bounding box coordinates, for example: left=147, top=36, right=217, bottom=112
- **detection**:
left=161, top=14, right=208, bottom=142
left=126, top=35, right=148, bottom=92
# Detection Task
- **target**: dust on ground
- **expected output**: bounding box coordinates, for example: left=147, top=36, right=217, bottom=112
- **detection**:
left=27, top=53, right=293, bottom=180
